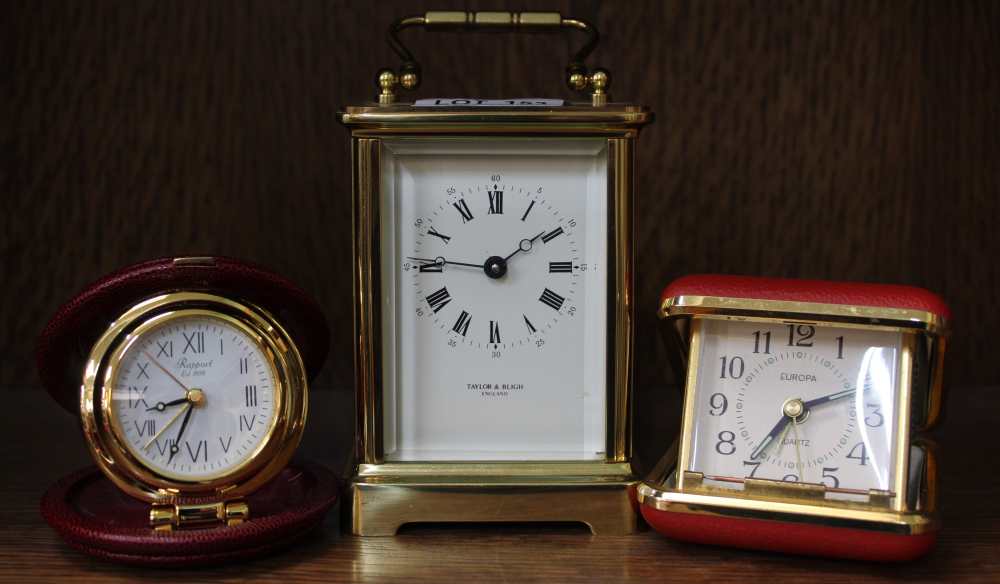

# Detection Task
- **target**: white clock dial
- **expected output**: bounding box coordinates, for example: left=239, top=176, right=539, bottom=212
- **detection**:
left=381, top=138, right=609, bottom=461
left=109, top=315, right=277, bottom=481
left=688, top=319, right=901, bottom=501
left=408, top=184, right=581, bottom=352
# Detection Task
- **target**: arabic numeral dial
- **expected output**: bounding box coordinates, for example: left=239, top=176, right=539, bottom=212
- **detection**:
left=689, top=319, right=901, bottom=499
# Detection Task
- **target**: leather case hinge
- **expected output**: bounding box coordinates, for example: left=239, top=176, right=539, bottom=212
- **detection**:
left=150, top=500, right=249, bottom=532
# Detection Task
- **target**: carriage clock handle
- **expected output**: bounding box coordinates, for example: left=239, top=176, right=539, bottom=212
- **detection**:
left=376, top=11, right=609, bottom=107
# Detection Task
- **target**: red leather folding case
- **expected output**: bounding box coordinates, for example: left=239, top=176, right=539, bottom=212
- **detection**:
left=641, top=274, right=949, bottom=561
left=36, top=256, right=338, bottom=566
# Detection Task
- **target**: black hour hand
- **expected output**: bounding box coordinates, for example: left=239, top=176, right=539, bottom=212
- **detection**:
left=147, top=397, right=189, bottom=412
left=407, top=256, right=482, bottom=269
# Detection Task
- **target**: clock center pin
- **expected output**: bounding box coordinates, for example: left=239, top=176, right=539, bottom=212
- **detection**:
left=484, top=255, right=508, bottom=279
left=782, top=397, right=808, bottom=422
left=186, top=388, right=205, bottom=407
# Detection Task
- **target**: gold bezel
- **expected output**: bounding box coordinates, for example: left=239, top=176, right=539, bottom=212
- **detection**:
left=343, top=106, right=648, bottom=534
left=81, top=292, right=308, bottom=504
left=639, top=296, right=947, bottom=533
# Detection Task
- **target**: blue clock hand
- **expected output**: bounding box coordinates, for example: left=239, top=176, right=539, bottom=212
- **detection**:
left=750, top=416, right=791, bottom=460
left=802, top=388, right=857, bottom=409
left=751, top=397, right=809, bottom=460
left=753, top=386, right=868, bottom=460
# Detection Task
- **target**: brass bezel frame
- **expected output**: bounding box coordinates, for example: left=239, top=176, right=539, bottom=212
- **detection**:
left=342, top=104, right=651, bottom=535
left=81, top=292, right=309, bottom=504
left=637, top=294, right=947, bottom=535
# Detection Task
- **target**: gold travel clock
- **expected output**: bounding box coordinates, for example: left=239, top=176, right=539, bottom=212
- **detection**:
left=341, top=11, right=652, bottom=535
left=81, top=291, right=308, bottom=531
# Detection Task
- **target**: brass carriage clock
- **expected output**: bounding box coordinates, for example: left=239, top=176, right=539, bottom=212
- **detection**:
left=340, top=12, right=652, bottom=535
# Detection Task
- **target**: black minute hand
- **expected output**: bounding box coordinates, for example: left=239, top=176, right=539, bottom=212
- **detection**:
left=167, top=405, right=194, bottom=464
left=407, top=256, right=482, bottom=269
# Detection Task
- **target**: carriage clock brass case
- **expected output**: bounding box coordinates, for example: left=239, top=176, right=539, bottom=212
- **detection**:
left=340, top=11, right=652, bottom=535
left=638, top=294, right=948, bottom=543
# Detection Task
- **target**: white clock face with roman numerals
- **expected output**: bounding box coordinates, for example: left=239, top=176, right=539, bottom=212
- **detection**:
left=109, top=314, right=277, bottom=481
left=409, top=184, right=582, bottom=351
left=381, top=138, right=609, bottom=461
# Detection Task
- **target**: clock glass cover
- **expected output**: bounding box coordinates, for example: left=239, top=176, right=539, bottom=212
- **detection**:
left=380, top=137, right=608, bottom=461
left=688, top=318, right=901, bottom=501
left=107, top=313, right=278, bottom=481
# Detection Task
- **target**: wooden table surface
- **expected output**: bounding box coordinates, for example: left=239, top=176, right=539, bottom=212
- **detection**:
left=2, top=386, right=997, bottom=583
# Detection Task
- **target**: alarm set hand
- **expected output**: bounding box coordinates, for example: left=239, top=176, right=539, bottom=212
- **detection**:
left=143, top=401, right=191, bottom=451
left=789, top=419, right=806, bottom=480
left=143, top=388, right=204, bottom=459
left=141, top=350, right=191, bottom=393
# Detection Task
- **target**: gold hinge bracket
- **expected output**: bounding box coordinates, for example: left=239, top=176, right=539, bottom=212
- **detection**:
left=150, top=500, right=249, bottom=532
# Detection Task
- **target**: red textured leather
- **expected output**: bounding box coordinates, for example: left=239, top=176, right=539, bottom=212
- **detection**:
left=661, top=274, right=950, bottom=320
left=36, top=256, right=330, bottom=415
left=40, top=461, right=338, bottom=566
left=641, top=506, right=935, bottom=562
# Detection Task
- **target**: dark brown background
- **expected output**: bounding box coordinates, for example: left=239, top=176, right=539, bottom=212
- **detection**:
left=4, top=0, right=998, bottom=392
left=3, top=2, right=1000, bottom=580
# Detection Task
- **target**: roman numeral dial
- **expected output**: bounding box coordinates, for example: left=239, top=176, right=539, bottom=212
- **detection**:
left=108, top=314, right=278, bottom=482
left=453, top=198, right=474, bottom=223
left=426, top=287, right=452, bottom=313
left=409, top=182, right=586, bottom=354
left=453, top=311, right=472, bottom=336
left=427, top=226, right=451, bottom=244
left=488, top=187, right=503, bottom=214
left=539, top=288, right=566, bottom=311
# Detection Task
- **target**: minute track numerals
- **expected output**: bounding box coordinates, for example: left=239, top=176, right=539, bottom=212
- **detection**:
left=407, top=182, right=582, bottom=355
left=109, top=315, right=277, bottom=481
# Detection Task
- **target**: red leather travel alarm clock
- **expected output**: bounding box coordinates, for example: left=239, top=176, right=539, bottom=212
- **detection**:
left=638, top=274, right=948, bottom=561
left=36, top=256, right=338, bottom=566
